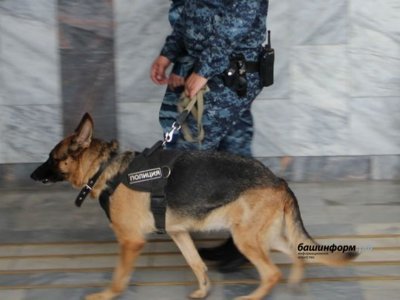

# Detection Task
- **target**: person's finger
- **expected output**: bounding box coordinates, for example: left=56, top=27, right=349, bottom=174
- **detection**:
left=154, top=69, right=168, bottom=85
left=150, top=57, right=171, bottom=85
left=168, top=74, right=185, bottom=89
left=185, top=73, right=207, bottom=98
left=150, top=66, right=159, bottom=84
left=150, top=63, right=162, bottom=84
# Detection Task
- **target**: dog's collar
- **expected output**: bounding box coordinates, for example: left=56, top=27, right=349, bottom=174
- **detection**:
left=75, top=152, right=118, bottom=207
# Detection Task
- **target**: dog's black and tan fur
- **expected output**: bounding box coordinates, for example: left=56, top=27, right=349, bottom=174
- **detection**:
left=31, top=113, right=357, bottom=300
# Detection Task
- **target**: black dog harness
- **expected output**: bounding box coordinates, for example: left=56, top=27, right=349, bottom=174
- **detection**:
left=75, top=141, right=182, bottom=234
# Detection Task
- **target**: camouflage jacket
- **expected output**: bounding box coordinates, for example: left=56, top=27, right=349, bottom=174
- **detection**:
left=169, top=0, right=185, bottom=27
left=161, top=0, right=269, bottom=79
left=168, top=0, right=193, bottom=78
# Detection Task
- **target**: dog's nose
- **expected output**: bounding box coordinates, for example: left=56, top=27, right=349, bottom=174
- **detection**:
left=30, top=171, right=49, bottom=183
left=30, top=166, right=44, bottom=181
left=30, top=171, right=39, bottom=181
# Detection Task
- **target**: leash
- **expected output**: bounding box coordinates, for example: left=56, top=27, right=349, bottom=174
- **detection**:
left=177, top=86, right=208, bottom=143
left=164, top=86, right=209, bottom=145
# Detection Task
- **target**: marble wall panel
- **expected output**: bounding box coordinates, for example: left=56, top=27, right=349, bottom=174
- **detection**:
left=0, top=105, right=62, bottom=163
left=0, top=73, right=4, bottom=107
left=289, top=0, right=348, bottom=46
left=252, top=99, right=294, bottom=157
left=0, top=0, right=60, bottom=164
left=292, top=45, right=349, bottom=105
left=58, top=0, right=117, bottom=141
left=117, top=102, right=164, bottom=152
left=0, top=0, right=59, bottom=106
left=0, top=113, right=4, bottom=161
left=290, top=45, right=349, bottom=156
left=290, top=99, right=349, bottom=156
left=348, top=97, right=400, bottom=155
left=349, top=0, right=400, bottom=97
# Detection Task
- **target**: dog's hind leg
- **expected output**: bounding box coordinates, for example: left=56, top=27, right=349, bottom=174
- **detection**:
left=85, top=239, right=145, bottom=300
left=231, top=224, right=282, bottom=300
left=271, top=236, right=304, bottom=286
left=168, top=230, right=211, bottom=299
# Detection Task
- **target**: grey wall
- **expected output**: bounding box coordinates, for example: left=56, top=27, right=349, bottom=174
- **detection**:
left=0, top=0, right=61, bottom=163
left=0, top=0, right=399, bottom=182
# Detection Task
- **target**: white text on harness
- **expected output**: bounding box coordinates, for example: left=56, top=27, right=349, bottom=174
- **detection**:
left=128, top=168, right=163, bottom=184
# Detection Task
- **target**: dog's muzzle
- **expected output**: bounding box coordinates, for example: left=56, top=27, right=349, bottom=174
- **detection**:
left=30, top=158, right=65, bottom=183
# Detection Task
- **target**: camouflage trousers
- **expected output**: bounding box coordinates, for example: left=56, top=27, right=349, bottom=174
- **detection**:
left=159, top=72, right=263, bottom=157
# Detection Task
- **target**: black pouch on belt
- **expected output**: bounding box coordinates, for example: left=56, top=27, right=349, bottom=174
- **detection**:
left=223, top=54, right=248, bottom=97
left=259, top=30, right=274, bottom=87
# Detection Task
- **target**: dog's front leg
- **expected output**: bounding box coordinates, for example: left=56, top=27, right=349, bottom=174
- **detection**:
left=168, top=231, right=210, bottom=298
left=85, top=240, right=145, bottom=300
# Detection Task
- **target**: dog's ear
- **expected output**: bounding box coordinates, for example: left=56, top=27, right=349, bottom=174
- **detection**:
left=74, top=113, right=94, bottom=149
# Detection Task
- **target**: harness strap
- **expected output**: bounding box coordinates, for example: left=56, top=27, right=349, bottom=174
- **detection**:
left=97, top=169, right=122, bottom=221
left=98, top=142, right=180, bottom=233
left=150, top=193, right=167, bottom=234
left=99, top=190, right=111, bottom=220
left=98, top=182, right=168, bottom=234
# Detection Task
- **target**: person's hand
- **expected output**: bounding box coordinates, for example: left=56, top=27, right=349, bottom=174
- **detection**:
left=168, top=73, right=185, bottom=90
left=185, top=73, right=208, bottom=98
left=150, top=56, right=171, bottom=85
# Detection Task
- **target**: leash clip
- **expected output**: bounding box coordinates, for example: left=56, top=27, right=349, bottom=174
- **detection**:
left=163, top=122, right=181, bottom=145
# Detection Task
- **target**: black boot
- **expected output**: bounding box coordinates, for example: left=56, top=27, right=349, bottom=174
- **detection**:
left=198, top=237, right=249, bottom=272
left=217, top=252, right=249, bottom=273
left=198, top=238, right=236, bottom=261
left=216, top=240, right=249, bottom=273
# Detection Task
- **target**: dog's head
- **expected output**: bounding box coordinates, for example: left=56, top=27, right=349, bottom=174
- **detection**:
left=30, top=113, right=94, bottom=185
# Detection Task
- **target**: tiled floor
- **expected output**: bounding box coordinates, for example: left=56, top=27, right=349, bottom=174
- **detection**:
left=0, top=181, right=399, bottom=299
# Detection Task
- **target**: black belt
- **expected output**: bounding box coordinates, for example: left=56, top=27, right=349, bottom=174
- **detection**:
left=223, top=56, right=259, bottom=97
left=245, top=61, right=259, bottom=73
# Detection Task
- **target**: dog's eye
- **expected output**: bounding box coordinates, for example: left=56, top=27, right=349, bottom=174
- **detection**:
left=53, top=154, right=68, bottom=162
left=49, top=155, right=68, bottom=169
left=52, top=157, right=61, bottom=164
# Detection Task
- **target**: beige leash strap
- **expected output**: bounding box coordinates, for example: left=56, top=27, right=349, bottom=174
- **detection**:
left=177, top=86, right=209, bottom=143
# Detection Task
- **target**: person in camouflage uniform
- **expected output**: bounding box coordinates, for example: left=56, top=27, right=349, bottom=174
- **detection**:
left=151, top=0, right=269, bottom=271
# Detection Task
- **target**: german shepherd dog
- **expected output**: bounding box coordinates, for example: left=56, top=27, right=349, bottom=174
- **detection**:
left=31, top=113, right=357, bottom=300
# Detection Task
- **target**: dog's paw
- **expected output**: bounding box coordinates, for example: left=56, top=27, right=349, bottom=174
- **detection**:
left=85, top=290, right=114, bottom=300
left=234, top=296, right=260, bottom=300
left=189, top=288, right=209, bottom=299
left=189, top=278, right=210, bottom=299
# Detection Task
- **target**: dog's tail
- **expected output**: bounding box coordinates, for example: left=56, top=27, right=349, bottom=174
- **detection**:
left=283, top=187, right=358, bottom=267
